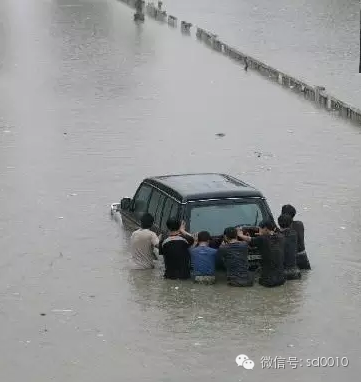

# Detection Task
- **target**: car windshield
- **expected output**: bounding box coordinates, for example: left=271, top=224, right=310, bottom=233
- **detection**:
left=189, top=201, right=265, bottom=236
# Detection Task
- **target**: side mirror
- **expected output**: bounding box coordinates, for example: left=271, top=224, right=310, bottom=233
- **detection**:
left=120, top=198, right=132, bottom=211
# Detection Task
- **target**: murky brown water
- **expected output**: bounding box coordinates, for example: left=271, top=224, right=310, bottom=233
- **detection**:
left=1, top=0, right=361, bottom=381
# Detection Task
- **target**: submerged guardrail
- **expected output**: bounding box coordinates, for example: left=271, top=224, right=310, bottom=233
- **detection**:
left=118, top=0, right=361, bottom=125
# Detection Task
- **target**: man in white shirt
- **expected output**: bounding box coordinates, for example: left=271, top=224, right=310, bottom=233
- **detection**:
left=130, top=213, right=160, bottom=269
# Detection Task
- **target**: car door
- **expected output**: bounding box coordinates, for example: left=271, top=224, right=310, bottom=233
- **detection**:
left=122, top=182, right=153, bottom=230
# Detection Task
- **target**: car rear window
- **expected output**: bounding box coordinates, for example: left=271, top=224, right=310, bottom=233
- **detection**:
left=189, top=201, right=265, bottom=236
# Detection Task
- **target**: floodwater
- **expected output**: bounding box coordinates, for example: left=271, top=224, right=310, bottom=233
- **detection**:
left=165, top=0, right=361, bottom=107
left=0, top=0, right=361, bottom=381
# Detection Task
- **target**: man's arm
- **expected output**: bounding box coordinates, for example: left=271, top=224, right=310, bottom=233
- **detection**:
left=237, top=228, right=263, bottom=247
left=151, top=233, right=162, bottom=248
left=237, top=228, right=252, bottom=243
left=158, top=237, right=165, bottom=256
left=238, top=234, right=252, bottom=243
left=298, top=221, right=305, bottom=236
left=179, top=221, right=195, bottom=246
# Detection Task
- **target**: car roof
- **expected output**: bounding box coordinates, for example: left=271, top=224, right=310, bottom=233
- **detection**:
left=144, top=173, right=264, bottom=202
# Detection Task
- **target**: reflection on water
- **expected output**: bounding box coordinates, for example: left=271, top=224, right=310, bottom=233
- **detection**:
left=128, top=268, right=307, bottom=331
left=0, top=0, right=361, bottom=380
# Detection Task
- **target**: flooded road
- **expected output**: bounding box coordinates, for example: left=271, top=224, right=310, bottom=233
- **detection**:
left=165, top=0, right=361, bottom=107
left=1, top=0, right=361, bottom=381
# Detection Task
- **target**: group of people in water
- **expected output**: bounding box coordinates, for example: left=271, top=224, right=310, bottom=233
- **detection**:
left=130, top=204, right=311, bottom=288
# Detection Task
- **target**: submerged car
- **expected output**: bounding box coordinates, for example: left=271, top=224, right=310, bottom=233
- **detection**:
left=111, top=173, right=275, bottom=267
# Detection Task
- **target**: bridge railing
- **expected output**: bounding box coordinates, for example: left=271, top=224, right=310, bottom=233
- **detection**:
left=117, top=0, right=361, bottom=125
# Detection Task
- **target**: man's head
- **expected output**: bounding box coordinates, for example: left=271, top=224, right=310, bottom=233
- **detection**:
left=140, top=213, right=154, bottom=229
left=258, top=220, right=275, bottom=235
left=197, top=231, right=211, bottom=245
left=223, top=227, right=238, bottom=242
left=278, top=214, right=293, bottom=230
left=166, top=217, right=181, bottom=232
left=281, top=204, right=296, bottom=219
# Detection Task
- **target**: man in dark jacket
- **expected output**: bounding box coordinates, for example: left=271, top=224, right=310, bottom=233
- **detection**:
left=278, top=214, right=301, bottom=280
left=159, top=218, right=194, bottom=280
left=281, top=204, right=311, bottom=270
left=216, top=227, right=254, bottom=287
left=238, top=221, right=285, bottom=287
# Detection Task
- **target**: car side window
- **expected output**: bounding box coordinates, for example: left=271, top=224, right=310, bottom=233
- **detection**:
left=160, top=197, right=179, bottom=231
left=169, top=202, right=179, bottom=220
left=132, top=183, right=153, bottom=220
left=154, top=193, right=166, bottom=227
left=148, top=189, right=163, bottom=221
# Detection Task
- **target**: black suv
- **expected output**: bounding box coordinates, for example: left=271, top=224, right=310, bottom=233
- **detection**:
left=111, top=173, right=275, bottom=267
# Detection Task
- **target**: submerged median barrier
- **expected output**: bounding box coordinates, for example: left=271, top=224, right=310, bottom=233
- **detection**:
left=118, top=0, right=361, bottom=125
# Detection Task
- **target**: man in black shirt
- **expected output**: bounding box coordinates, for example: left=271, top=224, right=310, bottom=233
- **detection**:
left=217, top=227, right=254, bottom=287
left=238, top=221, right=285, bottom=287
left=159, top=218, right=194, bottom=280
left=282, top=204, right=311, bottom=270
left=278, top=214, right=301, bottom=280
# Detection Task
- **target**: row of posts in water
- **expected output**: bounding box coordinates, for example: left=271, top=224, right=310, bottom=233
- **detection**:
left=120, top=0, right=361, bottom=125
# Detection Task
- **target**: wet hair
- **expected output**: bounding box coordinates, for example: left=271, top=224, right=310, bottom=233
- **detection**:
left=259, top=220, right=275, bottom=231
left=281, top=204, right=296, bottom=219
left=166, top=217, right=181, bottom=231
left=278, top=214, right=293, bottom=229
left=224, top=227, right=238, bottom=240
left=140, top=213, right=154, bottom=229
left=198, top=231, right=211, bottom=242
